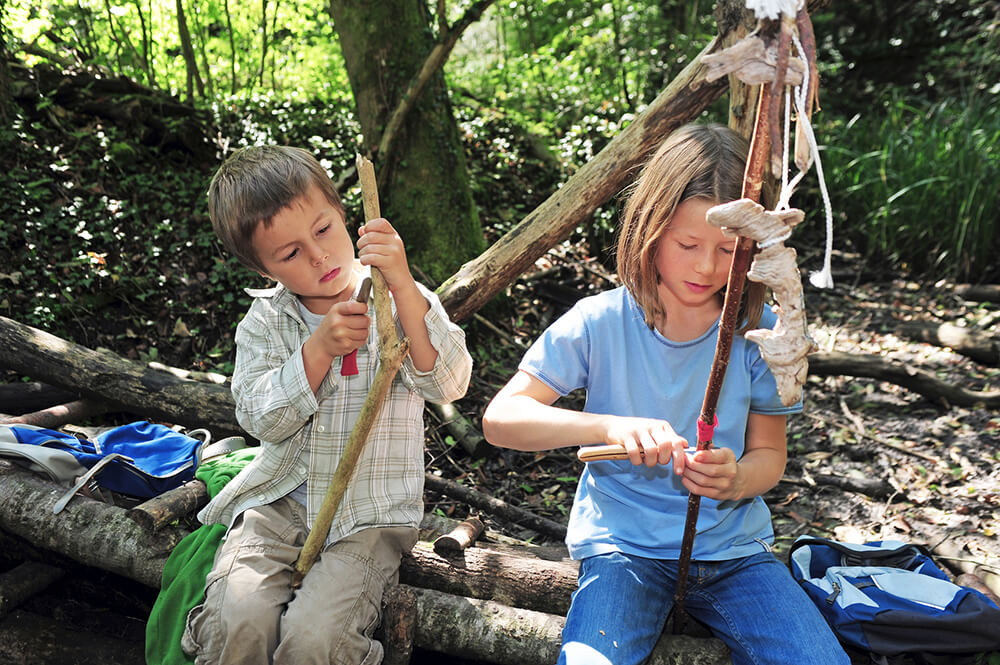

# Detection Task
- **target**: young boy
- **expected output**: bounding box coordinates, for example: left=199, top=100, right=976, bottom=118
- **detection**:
left=182, top=145, right=473, bottom=665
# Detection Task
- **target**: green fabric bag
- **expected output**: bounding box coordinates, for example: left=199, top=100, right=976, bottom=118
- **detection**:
left=145, top=448, right=257, bottom=665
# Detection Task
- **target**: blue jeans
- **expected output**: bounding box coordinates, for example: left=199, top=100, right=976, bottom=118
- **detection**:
left=558, top=551, right=850, bottom=665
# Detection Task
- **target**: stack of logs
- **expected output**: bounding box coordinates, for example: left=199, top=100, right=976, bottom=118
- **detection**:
left=0, top=455, right=732, bottom=665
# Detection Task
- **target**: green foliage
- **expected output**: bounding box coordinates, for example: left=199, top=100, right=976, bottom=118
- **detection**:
left=3, top=0, right=1000, bottom=378
left=6, top=0, right=351, bottom=103
left=817, top=92, right=1000, bottom=280
left=450, top=0, right=715, bottom=138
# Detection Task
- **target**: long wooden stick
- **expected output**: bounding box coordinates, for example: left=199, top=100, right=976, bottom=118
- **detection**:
left=671, top=81, right=773, bottom=632
left=291, top=155, right=411, bottom=587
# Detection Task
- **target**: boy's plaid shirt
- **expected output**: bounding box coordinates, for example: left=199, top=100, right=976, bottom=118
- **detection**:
left=198, top=278, right=472, bottom=544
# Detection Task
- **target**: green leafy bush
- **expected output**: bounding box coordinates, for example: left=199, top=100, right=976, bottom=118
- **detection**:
left=819, top=92, right=1000, bottom=280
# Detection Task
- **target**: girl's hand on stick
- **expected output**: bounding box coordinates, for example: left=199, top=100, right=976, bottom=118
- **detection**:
left=680, top=446, right=742, bottom=501
left=604, top=417, right=689, bottom=470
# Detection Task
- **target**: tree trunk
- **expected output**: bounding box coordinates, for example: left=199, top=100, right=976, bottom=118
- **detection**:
left=175, top=0, right=204, bottom=100
left=329, top=0, right=485, bottom=284
left=0, top=315, right=243, bottom=438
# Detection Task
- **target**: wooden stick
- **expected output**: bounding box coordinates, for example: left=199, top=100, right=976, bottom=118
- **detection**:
left=126, top=479, right=209, bottom=532
left=291, top=155, right=411, bottom=588
left=672, top=80, right=774, bottom=633
left=432, top=516, right=485, bottom=555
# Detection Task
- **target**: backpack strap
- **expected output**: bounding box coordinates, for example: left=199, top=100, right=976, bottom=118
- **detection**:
left=52, top=453, right=134, bottom=514
left=197, top=436, right=248, bottom=465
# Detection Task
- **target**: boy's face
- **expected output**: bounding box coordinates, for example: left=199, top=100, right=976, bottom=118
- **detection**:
left=252, top=183, right=357, bottom=314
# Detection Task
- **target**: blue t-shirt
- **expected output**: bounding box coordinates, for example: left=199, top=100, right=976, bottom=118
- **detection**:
left=519, top=286, right=802, bottom=562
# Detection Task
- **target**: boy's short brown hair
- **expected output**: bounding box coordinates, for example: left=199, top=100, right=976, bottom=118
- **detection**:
left=208, top=146, right=344, bottom=274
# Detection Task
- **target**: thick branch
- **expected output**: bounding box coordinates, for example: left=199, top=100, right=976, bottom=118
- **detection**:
left=897, top=322, right=1000, bottom=366
left=436, top=36, right=730, bottom=322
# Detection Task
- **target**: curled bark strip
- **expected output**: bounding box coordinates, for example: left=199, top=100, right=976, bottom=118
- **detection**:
left=707, top=198, right=813, bottom=405
left=703, top=34, right=804, bottom=86
left=745, top=246, right=813, bottom=405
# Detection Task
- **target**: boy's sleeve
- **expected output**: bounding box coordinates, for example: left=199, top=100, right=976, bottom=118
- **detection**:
left=231, top=303, right=321, bottom=441
left=398, top=283, right=472, bottom=404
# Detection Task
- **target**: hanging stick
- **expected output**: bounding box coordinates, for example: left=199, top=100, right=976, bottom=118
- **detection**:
left=670, top=80, right=774, bottom=633
left=291, top=155, right=411, bottom=588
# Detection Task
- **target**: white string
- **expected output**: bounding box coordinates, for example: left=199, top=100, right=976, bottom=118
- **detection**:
left=770, top=32, right=835, bottom=289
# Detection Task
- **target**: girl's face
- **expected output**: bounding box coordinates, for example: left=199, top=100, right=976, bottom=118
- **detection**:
left=653, top=197, right=735, bottom=319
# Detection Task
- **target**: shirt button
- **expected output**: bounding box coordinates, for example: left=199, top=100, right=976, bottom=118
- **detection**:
left=317, top=426, right=326, bottom=433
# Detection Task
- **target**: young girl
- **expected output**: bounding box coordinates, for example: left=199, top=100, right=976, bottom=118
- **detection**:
left=482, top=123, right=848, bottom=665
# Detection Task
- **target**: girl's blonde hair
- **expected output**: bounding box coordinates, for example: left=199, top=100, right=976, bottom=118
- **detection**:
left=208, top=145, right=344, bottom=274
left=616, top=123, right=766, bottom=333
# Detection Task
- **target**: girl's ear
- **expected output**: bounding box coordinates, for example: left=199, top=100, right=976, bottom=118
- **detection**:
left=257, top=270, right=274, bottom=281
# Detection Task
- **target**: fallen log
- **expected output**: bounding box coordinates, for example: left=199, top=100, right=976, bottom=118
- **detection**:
left=808, top=351, right=1000, bottom=409
left=0, top=315, right=244, bottom=438
left=0, top=460, right=730, bottom=664
left=0, top=381, right=80, bottom=415
left=955, top=284, right=1000, bottom=303
left=0, top=461, right=183, bottom=588
left=0, top=561, right=65, bottom=619
left=402, top=539, right=578, bottom=616
left=399, top=585, right=731, bottom=665
left=897, top=321, right=1000, bottom=366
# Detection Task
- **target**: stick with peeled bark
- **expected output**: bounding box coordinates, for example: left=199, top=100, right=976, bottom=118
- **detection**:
left=669, top=83, right=774, bottom=632
left=291, top=155, right=411, bottom=588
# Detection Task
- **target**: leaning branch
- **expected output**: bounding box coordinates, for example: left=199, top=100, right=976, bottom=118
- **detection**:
left=436, top=36, right=730, bottom=322
left=376, top=0, right=497, bottom=176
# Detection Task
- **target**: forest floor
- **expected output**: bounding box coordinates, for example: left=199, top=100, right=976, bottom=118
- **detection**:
left=2, top=248, right=999, bottom=665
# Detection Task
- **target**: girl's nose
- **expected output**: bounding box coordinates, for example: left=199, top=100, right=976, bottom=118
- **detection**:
left=694, top=250, right=715, bottom=274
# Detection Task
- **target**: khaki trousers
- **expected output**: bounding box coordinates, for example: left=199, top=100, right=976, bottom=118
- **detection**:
left=182, top=496, right=417, bottom=665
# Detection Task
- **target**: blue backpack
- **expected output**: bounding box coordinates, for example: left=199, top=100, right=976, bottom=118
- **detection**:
left=0, top=421, right=245, bottom=512
left=788, top=537, right=1000, bottom=662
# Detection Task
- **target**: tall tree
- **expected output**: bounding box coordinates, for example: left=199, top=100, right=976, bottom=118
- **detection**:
left=175, top=0, right=204, bottom=100
left=328, top=0, right=485, bottom=283
left=0, top=6, right=10, bottom=123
